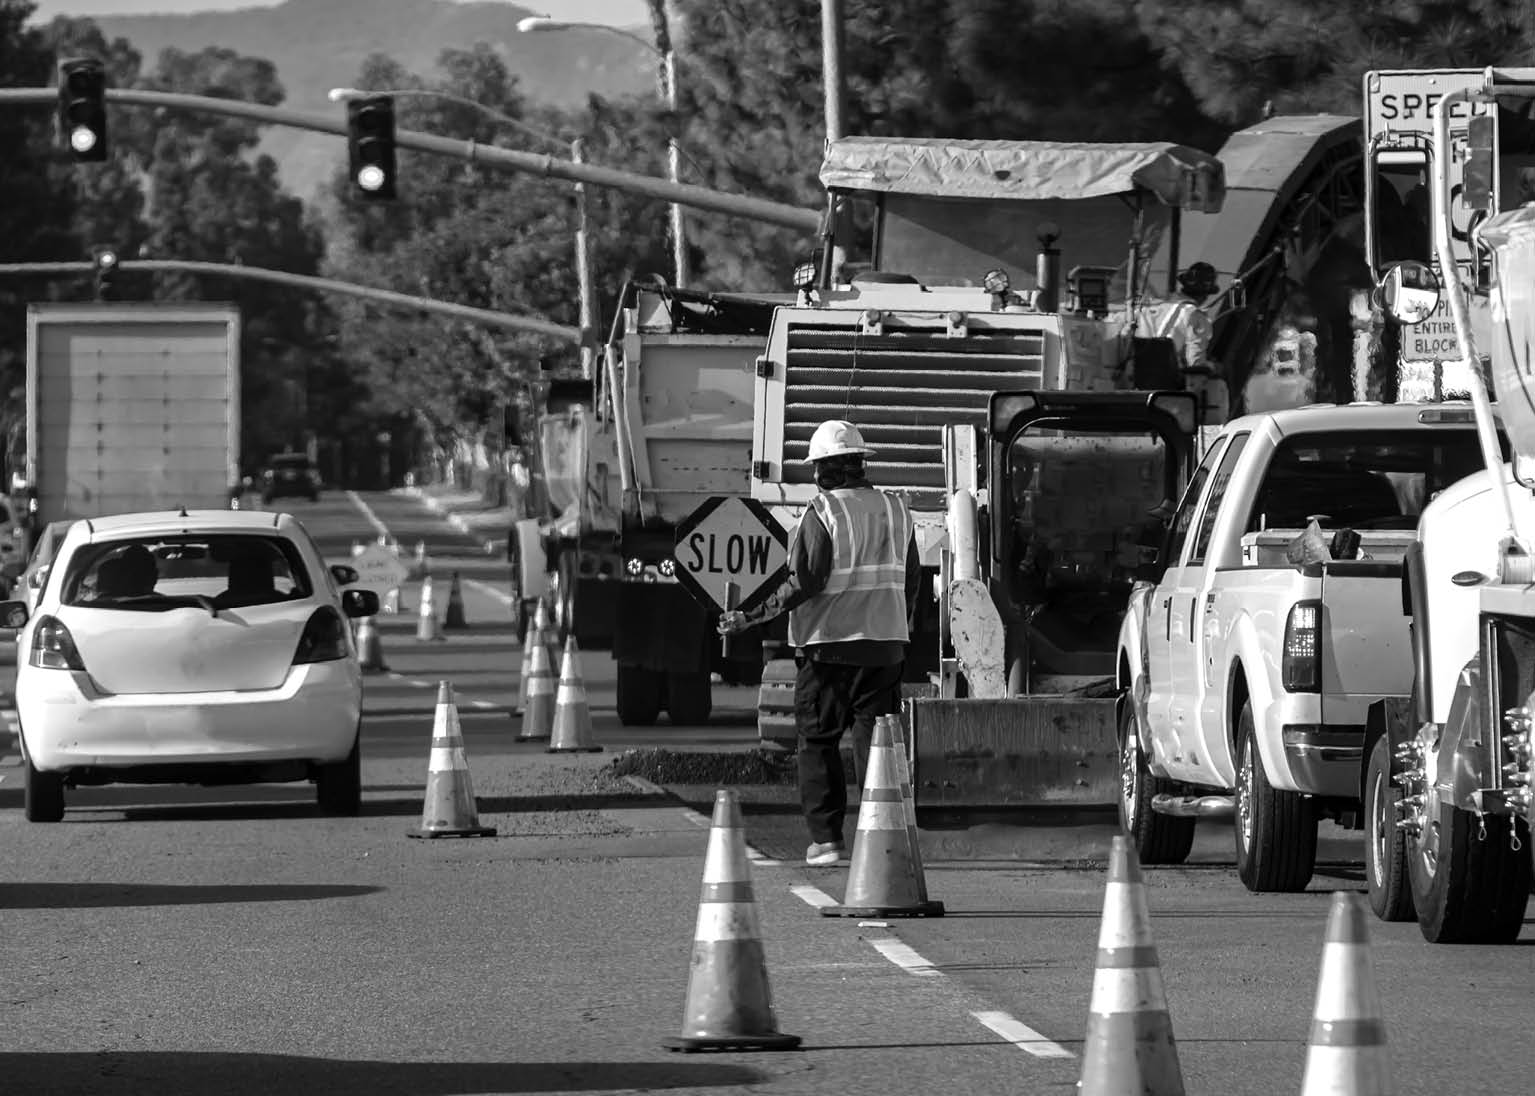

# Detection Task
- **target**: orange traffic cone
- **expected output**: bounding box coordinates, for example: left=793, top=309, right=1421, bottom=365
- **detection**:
left=444, top=570, right=468, bottom=631
left=547, top=636, right=602, bottom=753
left=882, top=714, right=933, bottom=905
left=517, top=630, right=557, bottom=742
left=662, top=789, right=801, bottom=1053
left=355, top=613, right=388, bottom=674
left=514, top=599, right=550, bottom=716
left=416, top=573, right=443, bottom=642
left=1078, top=835, right=1185, bottom=1096
left=823, top=716, right=943, bottom=918
left=1300, top=892, right=1391, bottom=1096
left=407, top=681, right=497, bottom=839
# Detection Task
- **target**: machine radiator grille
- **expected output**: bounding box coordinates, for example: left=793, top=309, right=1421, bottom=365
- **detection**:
left=781, top=322, right=1050, bottom=489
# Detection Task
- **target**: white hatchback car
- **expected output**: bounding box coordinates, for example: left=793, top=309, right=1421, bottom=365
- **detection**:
left=1, top=510, right=379, bottom=822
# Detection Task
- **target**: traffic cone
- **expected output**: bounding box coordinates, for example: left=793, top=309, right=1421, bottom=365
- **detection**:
left=382, top=587, right=401, bottom=614
left=355, top=613, right=388, bottom=674
left=547, top=636, right=602, bottom=753
left=662, top=789, right=801, bottom=1053
left=1300, top=892, right=1391, bottom=1096
left=350, top=539, right=363, bottom=557
left=823, top=715, right=943, bottom=918
left=517, top=630, right=557, bottom=742
left=415, top=540, right=427, bottom=565
left=407, top=681, right=497, bottom=839
left=444, top=570, right=468, bottom=630
left=514, top=599, right=547, bottom=717
left=883, top=714, right=932, bottom=904
left=1078, top=835, right=1185, bottom=1096
left=416, top=573, right=443, bottom=642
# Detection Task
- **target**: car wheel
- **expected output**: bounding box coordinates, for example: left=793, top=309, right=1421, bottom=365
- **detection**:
left=316, top=732, right=362, bottom=817
left=616, top=663, right=663, bottom=726
left=1233, top=700, right=1317, bottom=893
left=665, top=670, right=713, bottom=726
left=24, top=758, right=65, bottom=823
left=1364, top=734, right=1415, bottom=922
left=1118, top=697, right=1195, bottom=865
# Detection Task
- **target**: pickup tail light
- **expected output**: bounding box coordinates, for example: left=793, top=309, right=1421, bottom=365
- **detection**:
left=293, top=607, right=348, bottom=664
left=30, top=615, right=85, bottom=671
left=1281, top=599, right=1323, bottom=693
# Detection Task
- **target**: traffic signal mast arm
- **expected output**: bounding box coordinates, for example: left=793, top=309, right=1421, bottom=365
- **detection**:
left=0, top=86, right=821, bottom=234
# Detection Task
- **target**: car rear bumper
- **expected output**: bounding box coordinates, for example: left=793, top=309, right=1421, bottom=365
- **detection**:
left=17, top=660, right=362, bottom=772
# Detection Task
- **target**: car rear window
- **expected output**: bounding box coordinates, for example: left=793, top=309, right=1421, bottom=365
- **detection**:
left=61, top=534, right=313, bottom=611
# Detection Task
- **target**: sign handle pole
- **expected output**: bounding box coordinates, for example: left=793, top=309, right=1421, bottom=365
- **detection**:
left=721, top=580, right=740, bottom=659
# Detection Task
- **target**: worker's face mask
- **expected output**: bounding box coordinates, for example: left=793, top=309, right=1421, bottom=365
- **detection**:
left=814, top=458, right=857, bottom=490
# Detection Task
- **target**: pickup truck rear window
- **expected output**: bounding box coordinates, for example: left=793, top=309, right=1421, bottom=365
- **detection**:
left=1246, top=429, right=1502, bottom=532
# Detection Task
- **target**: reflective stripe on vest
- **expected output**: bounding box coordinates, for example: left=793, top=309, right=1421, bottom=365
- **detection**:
left=788, top=487, right=912, bottom=647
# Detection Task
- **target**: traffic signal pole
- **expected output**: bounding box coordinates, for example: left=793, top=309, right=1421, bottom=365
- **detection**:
left=0, top=87, right=822, bottom=233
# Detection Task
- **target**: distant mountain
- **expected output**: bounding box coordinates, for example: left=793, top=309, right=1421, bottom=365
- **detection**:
left=81, top=0, right=656, bottom=201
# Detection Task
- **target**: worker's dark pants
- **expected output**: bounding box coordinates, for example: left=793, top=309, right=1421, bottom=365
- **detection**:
left=795, top=656, right=904, bottom=845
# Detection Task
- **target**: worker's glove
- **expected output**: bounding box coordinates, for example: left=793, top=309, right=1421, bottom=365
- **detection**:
left=717, top=610, right=751, bottom=636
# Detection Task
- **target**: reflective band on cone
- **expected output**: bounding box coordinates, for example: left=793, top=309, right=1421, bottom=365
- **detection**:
left=517, top=634, right=556, bottom=742
left=1078, top=835, right=1184, bottom=1096
left=662, top=789, right=801, bottom=1053
left=408, top=681, right=496, bottom=839
left=547, top=636, right=602, bottom=753
left=824, top=715, right=943, bottom=918
left=1300, top=892, right=1391, bottom=1096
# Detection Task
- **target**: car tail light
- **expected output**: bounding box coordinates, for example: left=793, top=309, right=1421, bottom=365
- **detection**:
left=1281, top=600, right=1322, bottom=693
left=30, top=615, right=85, bottom=671
left=293, top=608, right=348, bottom=664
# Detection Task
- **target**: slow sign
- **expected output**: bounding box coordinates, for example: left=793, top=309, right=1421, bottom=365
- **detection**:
left=350, top=542, right=410, bottom=597
left=673, top=495, right=789, bottom=613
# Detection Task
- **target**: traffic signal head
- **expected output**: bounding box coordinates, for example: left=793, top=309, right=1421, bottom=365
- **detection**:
left=91, top=245, right=119, bottom=300
left=58, top=58, right=109, bottom=162
left=346, top=97, right=397, bottom=200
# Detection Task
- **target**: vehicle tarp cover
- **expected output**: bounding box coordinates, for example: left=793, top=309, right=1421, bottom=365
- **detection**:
left=819, top=137, right=1226, bottom=213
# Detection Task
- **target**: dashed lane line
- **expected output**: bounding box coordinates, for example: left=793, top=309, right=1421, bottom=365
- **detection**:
left=346, top=491, right=391, bottom=540
left=790, top=884, right=838, bottom=909
left=466, top=578, right=512, bottom=606
left=870, top=938, right=942, bottom=977
left=971, top=1011, right=1075, bottom=1060
left=670, top=802, right=779, bottom=865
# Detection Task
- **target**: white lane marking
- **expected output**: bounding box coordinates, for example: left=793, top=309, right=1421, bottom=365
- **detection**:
left=791, top=885, right=837, bottom=909
left=471, top=700, right=495, bottom=710
left=682, top=810, right=710, bottom=829
left=971, top=1011, right=1075, bottom=1059
left=346, top=491, right=391, bottom=539
left=466, top=578, right=512, bottom=606
left=870, top=938, right=941, bottom=977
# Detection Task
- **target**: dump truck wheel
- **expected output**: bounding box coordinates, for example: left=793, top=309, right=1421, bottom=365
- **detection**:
left=616, top=663, right=663, bottom=726
left=1233, top=702, right=1317, bottom=893
left=666, top=670, right=713, bottom=726
left=1364, top=734, right=1415, bottom=922
left=1117, top=699, right=1194, bottom=864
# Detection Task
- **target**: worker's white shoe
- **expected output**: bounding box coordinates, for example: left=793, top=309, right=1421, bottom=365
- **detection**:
left=805, top=841, right=845, bottom=866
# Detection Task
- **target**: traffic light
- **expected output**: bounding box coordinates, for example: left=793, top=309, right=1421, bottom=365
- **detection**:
left=58, top=58, right=109, bottom=162
left=346, top=96, right=397, bottom=200
left=91, top=245, right=119, bottom=301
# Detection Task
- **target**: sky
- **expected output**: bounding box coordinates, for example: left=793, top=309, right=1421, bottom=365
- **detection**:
left=26, top=0, right=649, bottom=24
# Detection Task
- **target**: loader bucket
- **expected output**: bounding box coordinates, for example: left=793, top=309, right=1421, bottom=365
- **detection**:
left=905, top=696, right=1119, bottom=811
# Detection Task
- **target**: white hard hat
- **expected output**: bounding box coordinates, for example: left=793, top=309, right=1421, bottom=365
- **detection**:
left=804, top=419, right=874, bottom=463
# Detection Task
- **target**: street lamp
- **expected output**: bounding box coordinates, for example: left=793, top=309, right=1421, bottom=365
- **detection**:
left=328, top=86, right=600, bottom=378
left=518, top=14, right=690, bottom=289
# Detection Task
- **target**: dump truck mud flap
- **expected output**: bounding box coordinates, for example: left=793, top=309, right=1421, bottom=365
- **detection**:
left=906, top=696, right=1119, bottom=810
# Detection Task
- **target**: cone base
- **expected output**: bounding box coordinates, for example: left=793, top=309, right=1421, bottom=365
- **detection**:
left=547, top=745, right=603, bottom=753
left=661, top=1032, right=802, bottom=1053
left=516, top=730, right=551, bottom=741
left=360, top=664, right=389, bottom=675
left=821, top=901, right=945, bottom=918
left=407, top=825, right=498, bottom=839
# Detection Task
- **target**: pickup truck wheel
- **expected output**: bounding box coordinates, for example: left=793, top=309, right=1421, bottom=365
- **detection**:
left=1364, top=735, right=1414, bottom=921
left=1118, top=698, right=1194, bottom=864
left=1233, top=701, right=1317, bottom=893
left=24, top=758, right=65, bottom=823
left=1408, top=741, right=1532, bottom=943
left=616, top=663, right=663, bottom=727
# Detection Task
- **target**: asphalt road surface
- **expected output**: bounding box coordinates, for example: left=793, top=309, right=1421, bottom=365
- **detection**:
left=1, top=490, right=1531, bottom=1095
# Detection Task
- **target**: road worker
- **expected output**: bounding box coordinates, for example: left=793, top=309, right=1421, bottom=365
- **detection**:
left=1138, top=261, right=1219, bottom=377
left=717, top=419, right=921, bottom=866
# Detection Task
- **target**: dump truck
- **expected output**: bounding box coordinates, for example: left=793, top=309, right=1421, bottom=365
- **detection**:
left=1359, top=68, right=1535, bottom=943
left=6, top=302, right=243, bottom=582
left=745, top=137, right=1228, bottom=805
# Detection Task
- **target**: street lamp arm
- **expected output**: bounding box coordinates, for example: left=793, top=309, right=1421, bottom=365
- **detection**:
left=517, top=17, right=662, bottom=56
left=328, top=86, right=568, bottom=154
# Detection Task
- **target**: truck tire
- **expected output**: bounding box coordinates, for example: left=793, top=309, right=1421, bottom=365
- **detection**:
left=1117, top=698, right=1195, bottom=864
left=506, top=539, right=531, bottom=638
left=316, top=732, right=362, bottom=817
left=1364, top=734, right=1415, bottom=922
left=1233, top=701, right=1317, bottom=893
left=1409, top=773, right=1532, bottom=944
left=24, top=758, right=64, bottom=823
left=666, top=670, right=713, bottom=726
left=616, top=663, right=663, bottom=727
left=757, top=658, right=798, bottom=749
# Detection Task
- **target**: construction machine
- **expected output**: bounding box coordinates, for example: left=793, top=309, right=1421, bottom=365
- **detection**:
left=747, top=137, right=1225, bottom=811
left=1361, top=68, right=1535, bottom=942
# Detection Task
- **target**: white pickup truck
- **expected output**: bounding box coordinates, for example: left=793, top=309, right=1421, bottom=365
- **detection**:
left=1116, top=402, right=1500, bottom=892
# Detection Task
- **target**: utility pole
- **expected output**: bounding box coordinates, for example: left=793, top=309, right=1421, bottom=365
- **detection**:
left=647, top=0, right=690, bottom=287
left=821, top=0, right=846, bottom=145
left=572, top=136, right=598, bottom=379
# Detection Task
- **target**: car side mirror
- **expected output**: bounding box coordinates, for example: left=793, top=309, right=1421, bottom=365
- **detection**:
left=0, top=599, right=29, bottom=629
left=342, top=588, right=379, bottom=618
left=330, top=564, right=359, bottom=586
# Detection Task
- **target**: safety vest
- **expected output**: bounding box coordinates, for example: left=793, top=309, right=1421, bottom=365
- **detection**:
left=788, top=487, right=912, bottom=648
left=1141, top=299, right=1213, bottom=371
